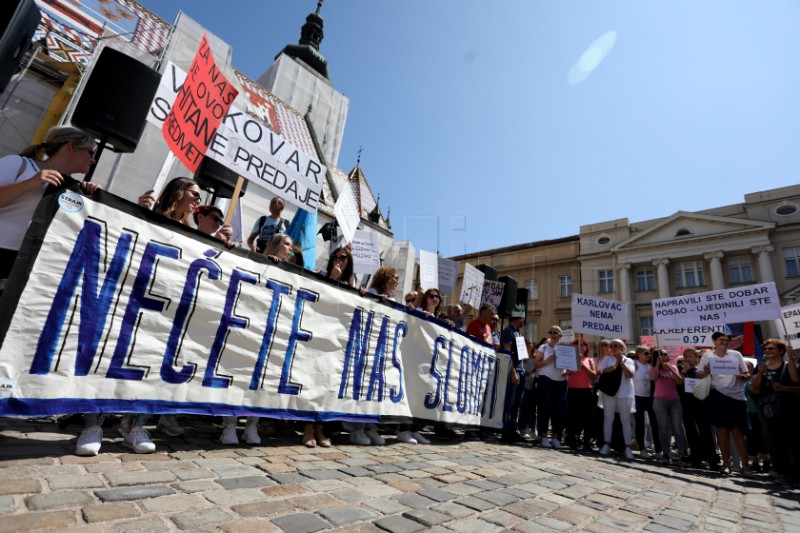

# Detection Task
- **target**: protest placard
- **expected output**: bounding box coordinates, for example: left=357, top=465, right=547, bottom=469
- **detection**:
left=708, top=356, right=742, bottom=376
left=684, top=377, right=699, bottom=393
left=774, top=303, right=800, bottom=350
left=555, top=344, right=578, bottom=371
left=351, top=230, right=380, bottom=276
left=419, top=250, right=439, bottom=291
left=652, top=325, right=727, bottom=347
left=481, top=280, right=505, bottom=309
left=515, top=337, right=529, bottom=361
left=438, top=258, right=459, bottom=295
left=652, top=282, right=781, bottom=330
left=162, top=35, right=238, bottom=173
left=333, top=187, right=360, bottom=245
left=572, top=294, right=628, bottom=338
left=460, top=263, right=485, bottom=309
left=560, top=329, right=575, bottom=344
left=148, top=61, right=325, bottom=212
left=0, top=189, right=508, bottom=429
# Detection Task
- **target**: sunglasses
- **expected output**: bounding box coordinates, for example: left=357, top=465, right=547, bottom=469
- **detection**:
left=209, top=214, right=223, bottom=225
left=548, top=331, right=561, bottom=335
left=332, top=255, right=348, bottom=262
left=429, top=294, right=441, bottom=299
left=189, top=190, right=202, bottom=200
left=764, top=346, right=776, bottom=351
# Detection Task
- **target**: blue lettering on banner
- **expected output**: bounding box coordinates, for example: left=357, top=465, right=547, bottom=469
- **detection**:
left=481, top=355, right=497, bottom=418
left=366, top=315, right=390, bottom=402
left=388, top=321, right=407, bottom=403
left=456, top=346, right=469, bottom=414
left=249, top=278, right=288, bottom=390
left=278, top=288, right=319, bottom=395
left=202, top=268, right=257, bottom=388
left=442, top=338, right=456, bottom=412
left=424, top=336, right=447, bottom=409
left=161, top=250, right=222, bottom=384
left=107, top=241, right=179, bottom=381
left=30, top=218, right=135, bottom=376
left=339, top=308, right=374, bottom=400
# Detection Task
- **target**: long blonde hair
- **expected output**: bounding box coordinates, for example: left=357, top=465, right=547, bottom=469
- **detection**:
left=19, top=126, right=95, bottom=161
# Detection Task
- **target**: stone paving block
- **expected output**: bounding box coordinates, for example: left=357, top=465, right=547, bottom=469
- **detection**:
left=473, top=488, right=520, bottom=506
left=442, top=516, right=497, bottom=533
left=171, top=479, right=219, bottom=493
left=340, top=466, right=371, bottom=477
left=269, top=472, right=309, bottom=484
left=172, top=467, right=215, bottom=481
left=481, top=509, right=525, bottom=527
left=464, top=478, right=505, bottom=490
left=402, top=508, right=450, bottom=527
left=301, top=469, right=351, bottom=481
left=94, top=481, right=175, bottom=501
left=0, top=495, right=14, bottom=514
left=271, top=512, right=330, bottom=533
left=363, top=497, right=410, bottom=514
left=106, top=470, right=176, bottom=487
left=260, top=482, right=312, bottom=498
left=171, top=507, right=232, bottom=529
left=215, top=475, right=275, bottom=490
left=505, top=497, right=559, bottom=518
left=373, top=514, right=425, bottom=533
left=454, top=495, right=495, bottom=512
left=287, top=492, right=344, bottom=511
left=416, top=487, right=456, bottom=502
left=48, top=474, right=105, bottom=490
left=389, top=480, right=423, bottom=493
left=82, top=502, right=140, bottom=523
left=210, top=465, right=265, bottom=478
left=0, top=510, right=77, bottom=533
left=231, top=499, right=297, bottom=517
left=392, top=492, right=437, bottom=509
left=0, top=478, right=40, bottom=495
left=318, top=506, right=377, bottom=526
left=432, top=501, right=475, bottom=519
left=203, top=488, right=266, bottom=506
left=26, top=490, right=94, bottom=510
left=140, top=493, right=211, bottom=513
left=220, top=517, right=282, bottom=533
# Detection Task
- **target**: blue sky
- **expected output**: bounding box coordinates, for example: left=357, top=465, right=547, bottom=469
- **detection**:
left=142, top=0, right=800, bottom=257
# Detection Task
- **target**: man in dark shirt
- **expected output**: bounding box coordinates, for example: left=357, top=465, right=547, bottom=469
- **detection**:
left=500, top=305, right=526, bottom=443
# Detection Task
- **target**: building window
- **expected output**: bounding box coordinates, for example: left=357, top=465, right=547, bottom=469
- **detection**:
left=525, top=322, right=538, bottom=344
left=558, top=275, right=573, bottom=298
left=598, top=270, right=614, bottom=293
left=728, top=257, right=753, bottom=284
left=785, top=247, right=800, bottom=277
left=675, top=228, right=692, bottom=237
left=525, top=279, right=538, bottom=300
left=676, top=261, right=705, bottom=288
left=559, top=319, right=572, bottom=331
left=637, top=268, right=655, bottom=291
left=775, top=203, right=798, bottom=216
left=597, top=236, right=611, bottom=245
left=640, top=316, right=653, bottom=337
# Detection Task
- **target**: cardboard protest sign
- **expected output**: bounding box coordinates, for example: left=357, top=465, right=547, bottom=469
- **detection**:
left=560, top=329, right=575, bottom=344
left=555, top=344, right=578, bottom=371
left=653, top=282, right=781, bottom=330
left=0, top=189, right=509, bottom=429
left=460, top=263, right=485, bottom=309
left=149, top=61, right=326, bottom=212
left=708, top=357, right=742, bottom=376
left=351, top=230, right=380, bottom=276
left=333, top=187, right=359, bottom=245
left=481, top=280, right=505, bottom=309
left=162, top=35, right=238, bottom=173
left=515, top=337, right=529, bottom=361
left=572, top=294, right=628, bottom=338
left=652, top=325, right=727, bottom=347
left=774, top=303, right=800, bottom=350
left=438, top=258, right=459, bottom=295
left=419, top=250, right=439, bottom=291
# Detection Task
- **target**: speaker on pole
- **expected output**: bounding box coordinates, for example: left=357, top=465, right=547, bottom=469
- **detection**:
left=476, top=264, right=497, bottom=282
left=0, top=0, right=41, bottom=93
left=497, top=275, right=518, bottom=318
left=72, top=47, right=160, bottom=153
left=194, top=156, right=248, bottom=199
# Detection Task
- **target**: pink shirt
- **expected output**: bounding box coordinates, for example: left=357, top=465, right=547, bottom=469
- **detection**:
left=568, top=357, right=594, bottom=389
left=653, top=363, right=680, bottom=401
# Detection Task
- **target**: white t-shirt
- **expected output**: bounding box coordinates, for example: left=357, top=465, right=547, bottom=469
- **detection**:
left=699, top=349, right=747, bottom=400
left=536, top=343, right=567, bottom=382
left=598, top=354, right=636, bottom=398
left=0, top=155, right=43, bottom=251
left=633, top=361, right=652, bottom=397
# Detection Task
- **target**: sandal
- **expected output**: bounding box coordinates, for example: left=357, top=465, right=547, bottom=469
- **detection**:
left=315, top=431, right=331, bottom=448
left=719, top=466, right=731, bottom=476
left=303, top=432, right=317, bottom=448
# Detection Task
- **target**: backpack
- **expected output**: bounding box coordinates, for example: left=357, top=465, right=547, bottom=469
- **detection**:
left=255, top=216, right=289, bottom=253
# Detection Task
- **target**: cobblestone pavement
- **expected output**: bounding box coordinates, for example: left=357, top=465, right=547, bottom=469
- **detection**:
left=0, top=417, right=798, bottom=533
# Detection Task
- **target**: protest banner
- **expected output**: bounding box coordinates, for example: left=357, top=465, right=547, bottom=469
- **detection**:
left=571, top=294, right=628, bottom=338
left=774, top=303, right=800, bottom=350
left=0, top=189, right=508, bottom=429
left=162, top=35, right=238, bottom=173
left=652, top=325, right=727, bottom=347
left=438, top=258, right=459, bottom=296
left=555, top=344, right=578, bottom=371
left=419, top=250, right=439, bottom=291
left=652, top=282, right=781, bottom=330
left=460, top=263, right=485, bottom=309
left=351, top=230, right=380, bottom=276
left=148, top=61, right=325, bottom=212
left=480, top=280, right=505, bottom=309
left=333, top=187, right=359, bottom=245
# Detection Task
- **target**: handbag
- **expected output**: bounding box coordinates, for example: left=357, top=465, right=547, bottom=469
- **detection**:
left=692, top=375, right=711, bottom=400
left=597, top=362, right=622, bottom=396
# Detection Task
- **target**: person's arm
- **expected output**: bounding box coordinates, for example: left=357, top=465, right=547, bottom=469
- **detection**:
left=582, top=357, right=597, bottom=379
left=0, top=167, right=66, bottom=208
left=787, top=347, right=800, bottom=384
left=137, top=188, right=156, bottom=209
left=668, top=364, right=684, bottom=385
left=246, top=232, right=259, bottom=252
left=695, top=353, right=710, bottom=379
left=749, top=363, right=765, bottom=395
left=648, top=360, right=660, bottom=381
left=619, top=355, right=633, bottom=379
left=534, top=345, right=554, bottom=369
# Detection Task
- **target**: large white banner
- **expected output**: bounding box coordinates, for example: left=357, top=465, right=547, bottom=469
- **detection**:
left=571, top=293, right=628, bottom=338
left=148, top=62, right=325, bottom=212
left=653, top=282, right=781, bottom=330
left=0, top=192, right=507, bottom=428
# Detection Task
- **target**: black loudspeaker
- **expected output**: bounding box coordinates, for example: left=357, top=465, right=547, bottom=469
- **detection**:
left=476, top=264, right=497, bottom=282
left=72, top=48, right=160, bottom=153
left=0, top=0, right=41, bottom=93
left=516, top=288, right=529, bottom=316
left=194, top=157, right=248, bottom=198
left=497, top=275, right=518, bottom=318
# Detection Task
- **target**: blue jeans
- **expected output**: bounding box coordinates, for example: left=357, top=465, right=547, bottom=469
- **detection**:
left=653, top=398, right=687, bottom=458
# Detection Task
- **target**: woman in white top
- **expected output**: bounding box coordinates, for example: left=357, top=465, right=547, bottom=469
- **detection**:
left=597, top=339, right=636, bottom=459
left=534, top=326, right=568, bottom=449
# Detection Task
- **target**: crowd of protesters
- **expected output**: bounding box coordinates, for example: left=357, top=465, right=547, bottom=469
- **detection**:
left=1, top=128, right=799, bottom=490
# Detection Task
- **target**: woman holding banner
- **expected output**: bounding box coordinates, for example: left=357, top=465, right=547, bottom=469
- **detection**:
left=696, top=331, right=751, bottom=476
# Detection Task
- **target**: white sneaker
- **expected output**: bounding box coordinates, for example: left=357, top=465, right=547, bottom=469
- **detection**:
left=541, top=437, right=551, bottom=448
left=243, top=422, right=261, bottom=445
left=397, top=430, right=417, bottom=444
left=123, top=426, right=156, bottom=454
left=551, top=438, right=562, bottom=449
left=220, top=424, right=239, bottom=445
left=640, top=449, right=653, bottom=459
left=654, top=451, right=664, bottom=460
left=625, top=447, right=635, bottom=460
left=520, top=429, right=533, bottom=441
left=365, top=427, right=385, bottom=445
left=599, top=444, right=611, bottom=456
left=411, top=431, right=431, bottom=445
left=350, top=428, right=371, bottom=445
left=75, top=425, right=103, bottom=456
left=156, top=415, right=185, bottom=436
